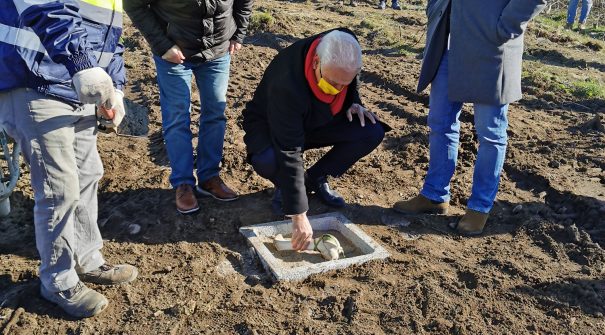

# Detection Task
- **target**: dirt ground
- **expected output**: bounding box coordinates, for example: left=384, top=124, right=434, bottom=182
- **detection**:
left=1, top=1, right=605, bottom=334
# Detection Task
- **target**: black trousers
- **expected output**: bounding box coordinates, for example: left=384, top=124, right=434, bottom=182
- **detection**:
left=250, top=114, right=385, bottom=186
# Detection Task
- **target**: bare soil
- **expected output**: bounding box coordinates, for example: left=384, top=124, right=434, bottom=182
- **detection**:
left=1, top=1, right=604, bottom=334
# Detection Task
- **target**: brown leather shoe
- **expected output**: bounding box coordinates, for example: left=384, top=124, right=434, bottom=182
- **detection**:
left=197, top=176, right=239, bottom=202
left=393, top=194, right=449, bottom=215
left=176, top=184, right=199, bottom=214
left=449, top=209, right=488, bottom=236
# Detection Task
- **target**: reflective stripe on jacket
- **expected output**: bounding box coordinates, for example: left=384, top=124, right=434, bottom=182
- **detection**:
left=0, top=0, right=124, bottom=103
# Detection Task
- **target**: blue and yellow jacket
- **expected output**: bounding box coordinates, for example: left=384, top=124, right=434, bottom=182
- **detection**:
left=0, top=0, right=124, bottom=104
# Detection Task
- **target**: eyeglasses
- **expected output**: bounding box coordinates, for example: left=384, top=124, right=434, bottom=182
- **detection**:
left=319, top=65, right=344, bottom=89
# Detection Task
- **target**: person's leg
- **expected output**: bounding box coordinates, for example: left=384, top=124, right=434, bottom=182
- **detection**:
left=466, top=103, right=509, bottom=214
left=304, top=118, right=385, bottom=207
left=0, top=89, right=84, bottom=292
left=305, top=117, right=385, bottom=181
left=420, top=52, right=463, bottom=204
left=250, top=147, right=283, bottom=215
left=194, top=54, right=230, bottom=183
left=250, top=147, right=279, bottom=186
left=579, top=0, right=593, bottom=24
left=71, top=110, right=138, bottom=283
left=153, top=55, right=196, bottom=188
left=567, top=0, right=580, bottom=24
left=69, top=105, right=106, bottom=274
left=193, top=54, right=238, bottom=201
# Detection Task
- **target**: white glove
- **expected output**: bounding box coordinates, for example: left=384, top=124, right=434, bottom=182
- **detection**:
left=72, top=67, right=114, bottom=106
left=98, top=89, right=125, bottom=132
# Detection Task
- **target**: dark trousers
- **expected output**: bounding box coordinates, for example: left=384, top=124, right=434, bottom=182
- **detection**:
left=250, top=115, right=385, bottom=186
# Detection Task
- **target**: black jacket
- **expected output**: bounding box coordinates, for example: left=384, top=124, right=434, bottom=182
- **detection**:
left=124, top=0, right=252, bottom=62
left=242, top=28, right=363, bottom=215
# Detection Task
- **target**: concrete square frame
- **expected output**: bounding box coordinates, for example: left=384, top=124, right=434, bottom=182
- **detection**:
left=239, top=212, right=390, bottom=281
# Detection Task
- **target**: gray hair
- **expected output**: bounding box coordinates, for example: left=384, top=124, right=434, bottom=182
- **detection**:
left=316, top=30, right=362, bottom=71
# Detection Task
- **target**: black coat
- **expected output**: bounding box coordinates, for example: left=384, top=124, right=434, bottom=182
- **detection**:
left=242, top=28, right=363, bottom=215
left=124, top=0, right=252, bottom=62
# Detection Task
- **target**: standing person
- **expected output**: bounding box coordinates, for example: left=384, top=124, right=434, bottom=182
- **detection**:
left=378, top=0, right=401, bottom=10
left=124, top=0, right=253, bottom=214
left=566, top=0, right=593, bottom=30
left=243, top=29, right=387, bottom=250
left=0, top=0, right=138, bottom=318
left=393, top=0, right=547, bottom=235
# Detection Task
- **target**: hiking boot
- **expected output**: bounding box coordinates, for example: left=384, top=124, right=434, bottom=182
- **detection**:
left=392, top=0, right=401, bottom=10
left=271, top=187, right=284, bottom=216
left=176, top=184, right=199, bottom=214
left=564, top=22, right=574, bottom=30
left=40, top=281, right=108, bottom=318
left=579, top=22, right=587, bottom=31
left=197, top=176, right=239, bottom=202
left=378, top=0, right=386, bottom=9
left=449, top=209, right=488, bottom=236
left=393, top=194, right=449, bottom=215
left=79, top=264, right=138, bottom=285
left=305, top=174, right=345, bottom=208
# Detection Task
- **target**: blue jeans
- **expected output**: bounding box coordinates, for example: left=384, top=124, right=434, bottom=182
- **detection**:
left=567, top=0, right=593, bottom=24
left=0, top=88, right=105, bottom=292
left=154, top=54, right=230, bottom=188
left=420, top=52, right=509, bottom=214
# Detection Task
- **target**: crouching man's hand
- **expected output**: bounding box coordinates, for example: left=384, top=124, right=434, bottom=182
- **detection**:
left=290, top=212, right=313, bottom=251
left=346, top=103, right=379, bottom=127
left=97, top=89, right=125, bottom=133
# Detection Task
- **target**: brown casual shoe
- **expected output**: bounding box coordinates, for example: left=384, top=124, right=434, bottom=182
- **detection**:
left=393, top=194, right=449, bottom=215
left=176, top=184, right=199, bottom=214
left=449, top=209, right=488, bottom=236
left=79, top=264, right=138, bottom=285
left=197, top=176, right=239, bottom=202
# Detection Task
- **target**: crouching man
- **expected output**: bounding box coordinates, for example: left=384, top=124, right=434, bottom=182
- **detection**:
left=0, top=0, right=137, bottom=318
left=242, top=29, right=387, bottom=250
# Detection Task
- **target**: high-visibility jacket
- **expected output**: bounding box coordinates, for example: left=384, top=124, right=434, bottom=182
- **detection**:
left=0, top=0, right=124, bottom=104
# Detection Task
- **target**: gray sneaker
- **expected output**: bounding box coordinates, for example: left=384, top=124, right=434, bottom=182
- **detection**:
left=40, top=281, right=108, bottom=318
left=79, top=264, right=138, bottom=285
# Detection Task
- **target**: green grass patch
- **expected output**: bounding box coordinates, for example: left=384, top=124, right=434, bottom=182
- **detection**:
left=522, top=64, right=605, bottom=101
left=248, top=11, right=275, bottom=32
left=535, top=10, right=605, bottom=43
left=572, top=79, right=605, bottom=99
left=523, top=69, right=570, bottom=95
left=537, top=13, right=566, bottom=29
left=359, top=18, right=379, bottom=30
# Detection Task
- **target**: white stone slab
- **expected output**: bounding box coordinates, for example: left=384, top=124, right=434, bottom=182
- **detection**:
left=239, top=212, right=390, bottom=281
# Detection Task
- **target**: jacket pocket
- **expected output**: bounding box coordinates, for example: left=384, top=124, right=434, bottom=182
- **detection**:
left=81, top=20, right=105, bottom=47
